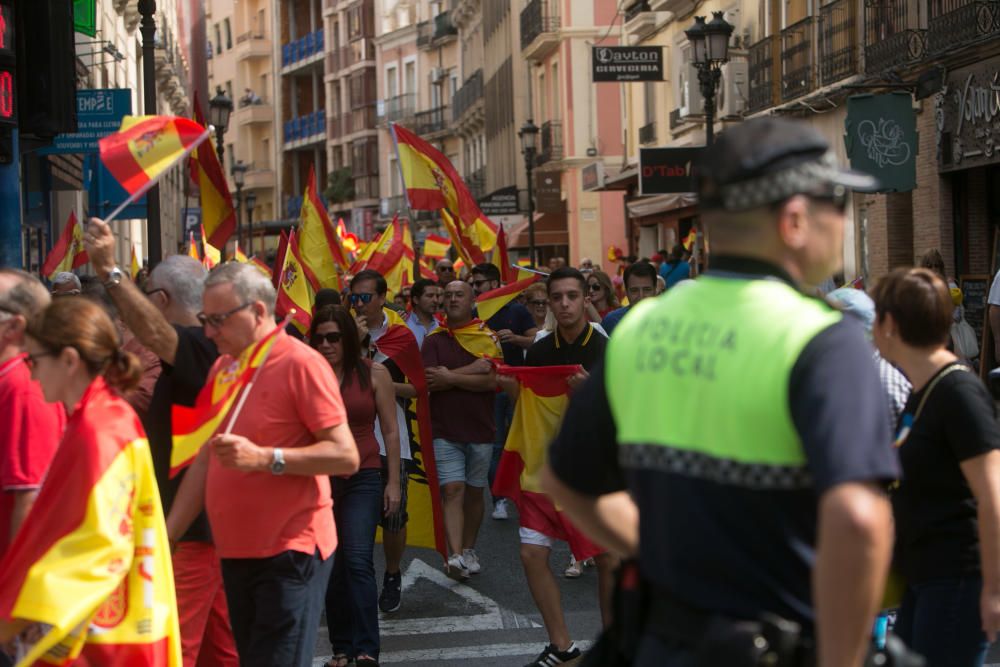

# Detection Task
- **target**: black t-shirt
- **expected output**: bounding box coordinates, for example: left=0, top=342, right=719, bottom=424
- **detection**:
left=145, top=326, right=218, bottom=542
left=525, top=324, right=607, bottom=371
left=486, top=303, right=536, bottom=366
left=548, top=259, right=900, bottom=629
left=892, top=363, right=1000, bottom=583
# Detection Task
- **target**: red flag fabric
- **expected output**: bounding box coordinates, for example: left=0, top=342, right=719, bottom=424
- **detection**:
left=272, top=229, right=290, bottom=290
left=41, top=211, right=88, bottom=279
left=191, top=96, right=237, bottom=248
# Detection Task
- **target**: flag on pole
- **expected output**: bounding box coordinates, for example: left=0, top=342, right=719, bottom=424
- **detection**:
left=440, top=208, right=480, bottom=266
left=299, top=166, right=349, bottom=290
left=275, top=231, right=315, bottom=334
left=190, top=96, right=237, bottom=249
left=200, top=225, right=221, bottom=269
left=187, top=231, right=200, bottom=261
left=475, top=273, right=544, bottom=321
left=426, top=319, right=503, bottom=360
left=352, top=216, right=414, bottom=298
left=336, top=218, right=360, bottom=255
left=490, top=226, right=514, bottom=284
left=272, top=230, right=290, bottom=289
left=418, top=257, right=437, bottom=281
left=422, top=234, right=451, bottom=260
left=233, top=242, right=249, bottom=263
left=682, top=227, right=697, bottom=252
left=130, top=244, right=141, bottom=280
left=493, top=365, right=603, bottom=561
left=40, top=211, right=88, bottom=280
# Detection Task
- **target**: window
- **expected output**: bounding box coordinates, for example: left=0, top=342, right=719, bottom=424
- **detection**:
left=551, top=62, right=560, bottom=120
left=214, top=24, right=222, bottom=54
left=538, top=72, right=546, bottom=121
left=260, top=74, right=268, bottom=101
left=403, top=60, right=416, bottom=94
left=224, top=19, right=232, bottom=49
left=225, top=80, right=233, bottom=103
left=644, top=81, right=656, bottom=124
left=261, top=138, right=269, bottom=169
left=227, top=144, right=235, bottom=172
left=386, top=65, right=398, bottom=98
left=257, top=9, right=266, bottom=37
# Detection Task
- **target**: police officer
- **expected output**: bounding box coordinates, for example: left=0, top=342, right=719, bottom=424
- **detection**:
left=542, top=118, right=901, bottom=666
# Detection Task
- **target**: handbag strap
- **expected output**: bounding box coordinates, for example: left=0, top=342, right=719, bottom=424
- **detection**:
left=911, top=363, right=968, bottom=423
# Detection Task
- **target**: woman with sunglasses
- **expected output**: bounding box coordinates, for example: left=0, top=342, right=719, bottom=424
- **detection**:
left=311, top=305, right=400, bottom=667
left=584, top=270, right=619, bottom=322
left=0, top=297, right=180, bottom=661
left=872, top=268, right=1000, bottom=666
left=525, top=282, right=550, bottom=331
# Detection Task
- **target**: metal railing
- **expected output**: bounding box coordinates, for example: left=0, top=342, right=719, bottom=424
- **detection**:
left=625, top=0, right=652, bottom=22
left=415, top=106, right=448, bottom=135
left=781, top=17, right=814, bottom=101
left=928, top=0, right=1000, bottom=53
left=520, top=0, right=559, bottom=51
left=417, top=21, right=433, bottom=47
left=236, top=31, right=267, bottom=44
left=639, top=121, right=656, bottom=145
left=283, top=110, right=326, bottom=143
left=434, top=11, right=457, bottom=39
left=381, top=93, right=416, bottom=123
left=538, top=120, right=563, bottom=165
left=864, top=0, right=927, bottom=73
left=819, top=0, right=857, bottom=85
left=281, top=29, right=325, bottom=67
left=453, top=69, right=483, bottom=122
left=748, top=36, right=775, bottom=113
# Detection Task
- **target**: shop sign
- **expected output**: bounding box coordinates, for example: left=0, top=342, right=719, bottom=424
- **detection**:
left=479, top=185, right=520, bottom=216
left=938, top=60, right=1000, bottom=172
left=535, top=171, right=564, bottom=214
left=74, top=0, right=97, bottom=37
left=582, top=162, right=605, bottom=191
left=639, top=147, right=702, bottom=195
left=844, top=93, right=917, bottom=192
left=592, top=46, right=664, bottom=82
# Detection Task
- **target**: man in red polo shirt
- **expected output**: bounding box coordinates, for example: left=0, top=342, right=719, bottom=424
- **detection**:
left=0, top=269, right=64, bottom=563
left=167, top=262, right=360, bottom=667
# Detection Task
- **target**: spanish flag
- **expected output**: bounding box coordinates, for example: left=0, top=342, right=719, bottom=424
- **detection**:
left=130, top=243, right=141, bottom=279
left=475, top=273, right=543, bottom=321
left=427, top=319, right=502, bottom=359
left=41, top=211, right=88, bottom=280
left=419, top=257, right=437, bottom=281
left=272, top=230, right=290, bottom=289
left=423, top=233, right=451, bottom=260
left=299, top=166, right=349, bottom=289
left=100, top=116, right=210, bottom=201
left=187, top=231, right=200, bottom=261
left=200, top=224, right=221, bottom=269
left=440, top=208, right=482, bottom=266
left=682, top=227, right=697, bottom=252
left=490, top=226, right=514, bottom=284
left=0, top=378, right=181, bottom=666
left=493, top=365, right=603, bottom=561
left=170, top=323, right=284, bottom=475
left=233, top=242, right=249, bottom=263
left=275, top=231, right=315, bottom=334
left=353, top=216, right=414, bottom=298
left=190, top=96, right=237, bottom=249
left=249, top=256, right=271, bottom=278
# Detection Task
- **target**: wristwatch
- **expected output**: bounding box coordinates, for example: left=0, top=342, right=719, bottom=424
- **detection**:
left=102, top=266, right=124, bottom=288
left=270, top=448, right=286, bottom=475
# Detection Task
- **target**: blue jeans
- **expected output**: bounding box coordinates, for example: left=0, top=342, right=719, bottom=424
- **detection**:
left=326, top=469, right=383, bottom=658
left=489, top=392, right=515, bottom=497
left=895, top=576, right=989, bottom=667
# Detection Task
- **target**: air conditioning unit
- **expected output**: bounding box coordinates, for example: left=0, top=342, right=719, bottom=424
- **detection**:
left=678, top=63, right=705, bottom=118
left=380, top=197, right=390, bottom=216
left=717, top=59, right=749, bottom=118
left=430, top=67, right=448, bottom=83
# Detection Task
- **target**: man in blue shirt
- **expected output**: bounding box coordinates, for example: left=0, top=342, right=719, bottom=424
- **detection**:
left=659, top=244, right=691, bottom=290
left=601, top=261, right=658, bottom=336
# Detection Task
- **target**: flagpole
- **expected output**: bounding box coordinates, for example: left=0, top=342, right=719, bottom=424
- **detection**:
left=389, top=123, right=423, bottom=283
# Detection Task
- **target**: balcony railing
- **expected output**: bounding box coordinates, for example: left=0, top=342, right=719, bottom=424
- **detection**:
left=781, top=17, right=814, bottom=101
left=281, top=29, right=325, bottom=67
left=928, top=0, right=1000, bottom=53
left=625, top=0, right=652, bottom=22
left=819, top=0, right=857, bottom=85
left=434, top=11, right=458, bottom=39
left=453, top=69, right=484, bottom=122
left=417, top=21, right=433, bottom=46
left=864, top=0, right=927, bottom=74
left=748, top=36, right=775, bottom=113
left=381, top=93, right=416, bottom=123
left=283, top=110, right=326, bottom=143
left=415, top=106, right=448, bottom=135
left=520, top=0, right=559, bottom=51
left=639, top=121, right=657, bottom=144
left=538, top=120, right=563, bottom=165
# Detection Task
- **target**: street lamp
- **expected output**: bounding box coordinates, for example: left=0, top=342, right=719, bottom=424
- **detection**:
left=138, top=0, right=162, bottom=265
left=245, top=192, right=258, bottom=257
left=518, top=118, right=539, bottom=268
left=209, top=86, right=234, bottom=167
left=685, top=11, right=734, bottom=147
left=231, top=160, right=247, bottom=251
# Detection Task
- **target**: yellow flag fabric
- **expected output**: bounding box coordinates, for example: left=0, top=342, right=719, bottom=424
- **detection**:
left=40, top=211, right=88, bottom=279
left=100, top=116, right=209, bottom=197
left=299, top=167, right=349, bottom=289
left=130, top=244, right=141, bottom=279
left=427, top=319, right=502, bottom=360
left=275, top=231, right=315, bottom=334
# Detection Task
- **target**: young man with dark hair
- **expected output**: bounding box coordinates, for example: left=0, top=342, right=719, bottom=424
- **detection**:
left=406, top=278, right=441, bottom=348
left=601, top=261, right=659, bottom=336
left=660, top=243, right=692, bottom=290
left=470, top=263, right=537, bottom=521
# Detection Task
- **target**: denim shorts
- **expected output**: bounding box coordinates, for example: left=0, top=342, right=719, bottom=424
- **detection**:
left=433, top=438, right=493, bottom=487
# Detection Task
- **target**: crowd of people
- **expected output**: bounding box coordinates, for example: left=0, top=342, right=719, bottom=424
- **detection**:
left=2, top=117, right=1000, bottom=667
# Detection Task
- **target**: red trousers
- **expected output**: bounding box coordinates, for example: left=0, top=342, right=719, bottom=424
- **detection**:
left=173, top=541, right=240, bottom=667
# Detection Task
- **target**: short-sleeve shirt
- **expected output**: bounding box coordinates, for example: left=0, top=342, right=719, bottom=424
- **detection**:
left=892, top=363, right=1000, bottom=583
left=660, top=260, right=690, bottom=289
left=0, top=355, right=65, bottom=556
left=405, top=312, right=439, bottom=349
left=486, top=303, right=536, bottom=366
left=421, top=332, right=495, bottom=443
left=600, top=306, right=629, bottom=336
left=205, top=331, right=347, bottom=559
left=146, top=326, right=218, bottom=543
left=526, top=324, right=607, bottom=371
left=988, top=270, right=1000, bottom=306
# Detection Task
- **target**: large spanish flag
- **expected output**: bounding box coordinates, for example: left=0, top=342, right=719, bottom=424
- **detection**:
left=170, top=323, right=284, bottom=475
left=275, top=231, right=315, bottom=334
left=493, top=365, right=603, bottom=561
left=475, top=273, right=543, bottom=321
left=299, top=166, right=349, bottom=290
left=0, top=378, right=181, bottom=666
left=352, top=216, right=414, bottom=298
left=190, top=97, right=236, bottom=249
left=99, top=116, right=210, bottom=201
left=426, top=319, right=503, bottom=359
left=40, top=211, right=88, bottom=280
left=422, top=233, right=451, bottom=260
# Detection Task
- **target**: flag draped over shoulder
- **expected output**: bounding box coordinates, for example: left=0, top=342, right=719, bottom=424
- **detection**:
left=299, top=166, right=349, bottom=290
left=275, top=232, right=315, bottom=334
left=427, top=319, right=503, bottom=359
left=171, top=324, right=284, bottom=475
left=41, top=211, right=88, bottom=280
left=0, top=378, right=181, bottom=666
left=475, top=274, right=543, bottom=321
left=373, top=308, right=446, bottom=557
left=493, top=365, right=603, bottom=561
left=190, top=96, right=236, bottom=249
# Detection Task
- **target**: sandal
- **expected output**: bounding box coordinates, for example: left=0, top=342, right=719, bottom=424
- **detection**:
left=355, top=655, right=379, bottom=667
left=326, top=654, right=351, bottom=667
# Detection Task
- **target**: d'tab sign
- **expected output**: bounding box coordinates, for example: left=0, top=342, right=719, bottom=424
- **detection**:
left=639, top=147, right=703, bottom=195
left=592, top=46, right=664, bottom=82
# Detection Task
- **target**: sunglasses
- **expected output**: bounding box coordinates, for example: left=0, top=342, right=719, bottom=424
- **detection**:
left=197, top=302, right=252, bottom=328
left=436, top=266, right=455, bottom=272
left=810, top=187, right=849, bottom=214
left=349, top=293, right=374, bottom=305
left=311, top=331, right=343, bottom=346
left=529, top=299, right=548, bottom=307
left=588, top=284, right=602, bottom=292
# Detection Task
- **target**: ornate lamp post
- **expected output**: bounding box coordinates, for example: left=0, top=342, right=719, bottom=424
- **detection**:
left=208, top=86, right=234, bottom=167
left=518, top=118, right=539, bottom=268
left=245, top=192, right=258, bottom=257
left=685, top=12, right=734, bottom=147
left=138, top=0, right=162, bottom=264
left=230, top=160, right=247, bottom=251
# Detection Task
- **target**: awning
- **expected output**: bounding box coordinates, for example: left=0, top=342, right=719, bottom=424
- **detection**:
left=507, top=212, right=569, bottom=248
left=627, top=193, right=698, bottom=219
left=597, top=165, right=639, bottom=191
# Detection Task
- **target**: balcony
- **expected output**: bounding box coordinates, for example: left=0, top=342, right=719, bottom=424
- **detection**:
left=537, top=120, right=563, bottom=166
left=415, top=106, right=448, bottom=136
left=928, top=0, right=1000, bottom=53
left=382, top=194, right=408, bottom=218
left=281, top=29, right=325, bottom=74
left=819, top=0, right=858, bottom=85
left=639, top=121, right=657, bottom=145
left=520, top=0, right=560, bottom=60
left=380, top=93, right=416, bottom=125
left=353, top=175, right=380, bottom=202
left=345, top=105, right=378, bottom=135
left=235, top=32, right=271, bottom=62
left=244, top=167, right=275, bottom=190
left=453, top=69, right=484, bottom=123
left=781, top=17, right=815, bottom=101
left=233, top=101, right=273, bottom=126
left=283, top=110, right=326, bottom=149
left=864, top=0, right=927, bottom=74
left=417, top=21, right=433, bottom=47
left=748, top=36, right=776, bottom=113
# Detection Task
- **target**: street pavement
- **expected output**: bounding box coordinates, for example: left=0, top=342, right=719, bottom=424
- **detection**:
left=313, top=492, right=603, bottom=666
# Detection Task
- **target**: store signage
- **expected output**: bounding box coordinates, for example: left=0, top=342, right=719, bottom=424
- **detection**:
left=74, top=0, right=97, bottom=37
left=845, top=93, right=917, bottom=191
left=938, top=60, right=1000, bottom=172
left=479, top=185, right=520, bottom=216
left=40, top=89, right=131, bottom=154
left=639, top=147, right=702, bottom=195
left=592, top=46, right=664, bottom=82
left=535, top=171, right=564, bottom=213
left=582, top=162, right=605, bottom=191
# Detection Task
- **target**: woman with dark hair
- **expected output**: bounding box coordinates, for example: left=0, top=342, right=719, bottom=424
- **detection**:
left=0, top=298, right=181, bottom=663
left=312, top=305, right=400, bottom=667
left=584, top=270, right=619, bottom=322
left=872, top=267, right=1000, bottom=666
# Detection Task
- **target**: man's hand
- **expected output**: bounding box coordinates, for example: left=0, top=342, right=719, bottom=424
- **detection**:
left=567, top=369, right=590, bottom=391
left=83, top=218, right=118, bottom=278
left=496, top=328, right=515, bottom=343
left=384, top=477, right=401, bottom=516
left=426, top=366, right=453, bottom=391
left=211, top=434, right=269, bottom=472
left=355, top=314, right=369, bottom=341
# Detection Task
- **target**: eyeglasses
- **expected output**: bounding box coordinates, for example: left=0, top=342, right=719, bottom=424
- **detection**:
left=197, top=302, right=252, bottom=328
left=809, top=186, right=849, bottom=214
left=24, top=350, right=55, bottom=368
left=51, top=290, right=81, bottom=297
left=436, top=266, right=455, bottom=273
left=311, top=331, right=343, bottom=346
left=348, top=293, right=374, bottom=306
left=588, top=284, right=602, bottom=292
left=144, top=287, right=168, bottom=300
left=529, top=299, right=548, bottom=307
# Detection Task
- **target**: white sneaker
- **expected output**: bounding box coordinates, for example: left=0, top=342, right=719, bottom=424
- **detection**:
left=564, top=556, right=582, bottom=579
left=462, top=548, right=481, bottom=574
left=583, top=557, right=595, bottom=568
left=491, top=498, right=509, bottom=520
left=446, top=554, right=470, bottom=580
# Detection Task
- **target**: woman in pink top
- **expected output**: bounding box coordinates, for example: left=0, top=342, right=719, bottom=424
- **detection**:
left=311, top=305, right=400, bottom=667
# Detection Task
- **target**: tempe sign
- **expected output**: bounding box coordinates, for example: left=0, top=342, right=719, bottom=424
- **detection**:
left=592, top=46, right=664, bottom=82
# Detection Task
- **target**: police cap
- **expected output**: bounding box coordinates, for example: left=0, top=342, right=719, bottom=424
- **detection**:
left=697, top=117, right=878, bottom=212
